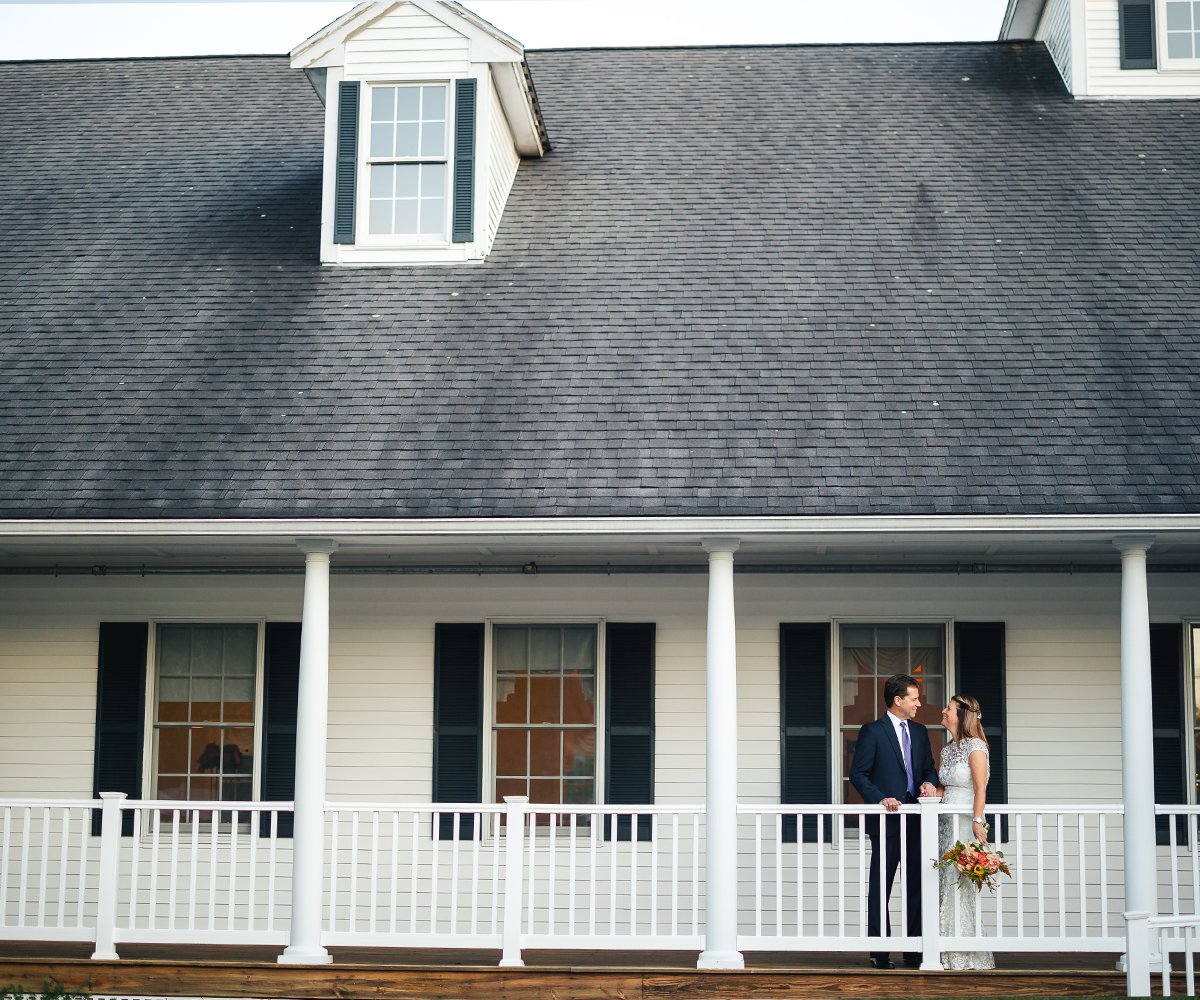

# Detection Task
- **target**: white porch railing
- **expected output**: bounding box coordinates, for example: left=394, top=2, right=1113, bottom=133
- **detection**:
left=3, top=792, right=1191, bottom=978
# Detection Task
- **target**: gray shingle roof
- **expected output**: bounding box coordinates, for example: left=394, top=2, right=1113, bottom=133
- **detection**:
left=1, top=43, right=1198, bottom=518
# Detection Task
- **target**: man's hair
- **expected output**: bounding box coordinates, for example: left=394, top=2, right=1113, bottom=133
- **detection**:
left=884, top=673, right=920, bottom=709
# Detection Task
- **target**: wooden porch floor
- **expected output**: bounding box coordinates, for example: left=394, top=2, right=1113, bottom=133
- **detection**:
left=0, top=942, right=1139, bottom=998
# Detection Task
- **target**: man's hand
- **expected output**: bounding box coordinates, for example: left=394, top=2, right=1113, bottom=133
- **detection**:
left=919, top=782, right=938, bottom=798
left=880, top=797, right=902, bottom=812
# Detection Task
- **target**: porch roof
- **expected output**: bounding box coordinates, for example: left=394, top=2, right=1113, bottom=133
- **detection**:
left=1, top=43, right=1199, bottom=519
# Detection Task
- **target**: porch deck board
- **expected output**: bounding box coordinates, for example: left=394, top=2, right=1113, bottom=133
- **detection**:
left=0, top=944, right=1135, bottom=998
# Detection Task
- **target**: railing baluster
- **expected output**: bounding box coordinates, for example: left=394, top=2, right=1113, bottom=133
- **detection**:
left=1099, top=812, right=1108, bottom=939
left=491, top=810, right=501, bottom=936
left=547, top=810, right=556, bottom=936
left=670, top=813, right=680, bottom=939
left=650, top=814, right=659, bottom=937
left=754, top=812, right=762, bottom=939
left=568, top=813, right=577, bottom=938
left=390, top=812, right=400, bottom=935
left=774, top=812, right=782, bottom=939
left=818, top=812, right=826, bottom=939
left=858, top=811, right=866, bottom=939
left=207, top=809, right=218, bottom=931
left=248, top=809, right=258, bottom=932
left=1172, top=810, right=1182, bottom=917
left=471, top=811, right=481, bottom=937
left=1015, top=812, right=1024, bottom=937
left=348, top=812, right=358, bottom=935
left=609, top=811, right=617, bottom=935
left=692, top=812, right=699, bottom=937
left=797, top=810, right=805, bottom=939
left=267, top=811, right=278, bottom=932
left=1036, top=813, right=1045, bottom=938
left=1056, top=813, right=1065, bottom=938
left=839, top=812, right=846, bottom=940
left=1076, top=813, right=1085, bottom=938
left=409, top=810, right=418, bottom=934
left=1192, top=814, right=1200, bottom=918
left=0, top=807, right=10, bottom=928
left=369, top=811, right=380, bottom=935
left=188, top=809, right=199, bottom=931
left=1187, top=924, right=1195, bottom=997
left=55, top=808, right=68, bottom=929
left=590, top=810, right=599, bottom=936
left=36, top=806, right=50, bottom=927
left=450, top=811, right=461, bottom=935
left=18, top=807, right=30, bottom=927
left=228, top=809, right=240, bottom=931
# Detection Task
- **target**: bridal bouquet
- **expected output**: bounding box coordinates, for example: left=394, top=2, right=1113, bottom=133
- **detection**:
left=933, top=837, right=1011, bottom=893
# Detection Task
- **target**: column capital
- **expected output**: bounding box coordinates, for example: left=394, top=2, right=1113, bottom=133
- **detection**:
left=1112, top=536, right=1155, bottom=554
left=296, top=538, right=339, bottom=556
left=701, top=536, right=740, bottom=555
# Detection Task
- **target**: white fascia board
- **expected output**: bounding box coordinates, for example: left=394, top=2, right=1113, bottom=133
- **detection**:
left=2, top=514, right=1200, bottom=542
left=409, top=0, right=524, bottom=61
left=490, top=61, right=544, bottom=157
left=290, top=1, right=390, bottom=69
left=999, top=0, right=1049, bottom=39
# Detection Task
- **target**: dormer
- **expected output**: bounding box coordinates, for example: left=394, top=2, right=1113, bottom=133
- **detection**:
left=290, top=1, right=548, bottom=266
left=1002, top=0, right=1200, bottom=97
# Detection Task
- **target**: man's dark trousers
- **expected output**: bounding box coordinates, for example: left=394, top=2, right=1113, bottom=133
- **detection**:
left=867, top=810, right=922, bottom=963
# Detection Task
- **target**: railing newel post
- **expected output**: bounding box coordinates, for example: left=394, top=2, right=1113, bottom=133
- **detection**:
left=1126, top=910, right=1152, bottom=996
left=918, top=796, right=943, bottom=971
left=499, top=795, right=528, bottom=967
left=90, top=792, right=126, bottom=961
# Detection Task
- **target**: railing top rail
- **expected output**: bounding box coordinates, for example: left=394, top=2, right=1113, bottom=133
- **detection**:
left=1157, top=805, right=1200, bottom=815
left=324, top=802, right=507, bottom=813
left=0, top=798, right=106, bottom=809
left=936, top=803, right=1123, bottom=815
left=739, top=802, right=1124, bottom=815
left=521, top=804, right=706, bottom=815
left=1150, top=916, right=1200, bottom=928
left=739, top=804, right=921, bottom=815
left=121, top=800, right=295, bottom=811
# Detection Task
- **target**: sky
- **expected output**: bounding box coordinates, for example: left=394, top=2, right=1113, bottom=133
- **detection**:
left=0, top=0, right=1010, bottom=61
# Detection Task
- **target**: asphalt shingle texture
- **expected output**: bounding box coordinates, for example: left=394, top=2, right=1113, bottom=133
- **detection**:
left=1, top=43, right=1198, bottom=518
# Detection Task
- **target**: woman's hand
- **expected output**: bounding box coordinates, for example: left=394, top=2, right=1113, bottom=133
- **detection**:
left=972, top=820, right=988, bottom=843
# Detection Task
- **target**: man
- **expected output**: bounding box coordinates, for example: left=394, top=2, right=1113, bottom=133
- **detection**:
left=848, top=672, right=939, bottom=970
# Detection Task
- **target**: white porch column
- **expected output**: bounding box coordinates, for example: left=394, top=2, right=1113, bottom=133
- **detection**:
left=278, top=538, right=338, bottom=965
left=1115, top=537, right=1157, bottom=921
left=698, top=537, right=744, bottom=970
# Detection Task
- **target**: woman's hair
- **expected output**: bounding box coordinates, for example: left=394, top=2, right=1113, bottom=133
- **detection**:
left=951, top=693, right=988, bottom=747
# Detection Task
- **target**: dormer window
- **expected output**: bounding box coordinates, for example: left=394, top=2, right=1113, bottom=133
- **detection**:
left=367, top=84, right=448, bottom=240
left=1165, top=1, right=1200, bottom=62
left=291, top=1, right=549, bottom=268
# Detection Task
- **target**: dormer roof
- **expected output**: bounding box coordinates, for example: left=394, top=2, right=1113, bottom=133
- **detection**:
left=290, top=0, right=547, bottom=157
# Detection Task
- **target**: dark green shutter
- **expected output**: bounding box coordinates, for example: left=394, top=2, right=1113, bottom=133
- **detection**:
left=780, top=624, right=830, bottom=844
left=92, top=623, right=148, bottom=835
left=451, top=78, right=476, bottom=244
left=260, top=623, right=301, bottom=838
left=333, top=81, right=359, bottom=244
left=1151, top=624, right=1187, bottom=845
left=955, top=623, right=1008, bottom=841
left=606, top=623, right=655, bottom=842
left=1120, top=1, right=1156, bottom=68
left=433, top=624, right=484, bottom=839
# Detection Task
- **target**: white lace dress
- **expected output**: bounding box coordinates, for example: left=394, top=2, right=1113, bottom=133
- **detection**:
left=938, top=737, right=995, bottom=970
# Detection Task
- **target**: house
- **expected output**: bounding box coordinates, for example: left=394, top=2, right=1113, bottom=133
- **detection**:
left=1, top=0, right=1199, bottom=996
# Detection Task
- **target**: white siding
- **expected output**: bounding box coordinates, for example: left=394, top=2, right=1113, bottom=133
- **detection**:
left=1084, top=0, right=1200, bottom=97
left=1, top=570, right=1196, bottom=807
left=485, top=73, right=520, bottom=254
left=344, top=3, right=470, bottom=80
left=1037, top=0, right=1074, bottom=91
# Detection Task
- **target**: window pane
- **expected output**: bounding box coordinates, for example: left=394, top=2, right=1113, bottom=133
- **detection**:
left=156, top=775, right=187, bottom=801
left=843, top=732, right=864, bottom=805
left=529, top=628, right=561, bottom=673
left=422, top=162, right=446, bottom=198
left=918, top=675, right=944, bottom=726
left=496, top=778, right=526, bottom=804
left=223, top=627, right=256, bottom=674
left=842, top=640, right=874, bottom=675
left=190, top=675, right=222, bottom=722
left=224, top=729, right=254, bottom=774
left=563, top=628, right=596, bottom=673
left=1168, top=31, right=1195, bottom=57
left=395, top=86, right=420, bottom=120
left=496, top=674, right=528, bottom=723
left=422, top=85, right=446, bottom=120
left=193, top=728, right=222, bottom=774
left=530, top=729, right=560, bottom=776
left=157, top=727, right=189, bottom=774
left=563, top=729, right=595, bottom=776
left=421, top=121, right=445, bottom=157
left=564, top=779, right=594, bottom=804
left=395, top=122, right=419, bottom=157
left=395, top=163, right=419, bottom=197
left=529, top=676, right=561, bottom=723
left=223, top=777, right=252, bottom=802
left=370, top=123, right=394, bottom=158
left=190, top=776, right=218, bottom=801
left=191, top=627, right=224, bottom=673
left=1167, top=1, right=1192, bottom=30
left=841, top=674, right=876, bottom=725
left=158, top=676, right=189, bottom=721
left=370, top=163, right=393, bottom=197
left=394, top=200, right=419, bottom=234
left=495, top=729, right=526, bottom=776
left=495, top=627, right=527, bottom=672
left=160, top=628, right=190, bottom=675
left=562, top=673, right=595, bottom=724
left=369, top=199, right=393, bottom=235
left=371, top=86, right=395, bottom=121
left=419, top=198, right=445, bottom=235
left=528, top=778, right=560, bottom=805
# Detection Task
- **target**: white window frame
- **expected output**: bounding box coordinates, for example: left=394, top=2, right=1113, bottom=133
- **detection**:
left=140, top=617, right=268, bottom=807
left=830, top=616, right=956, bottom=807
left=1185, top=619, right=1200, bottom=805
left=355, top=79, right=455, bottom=248
left=481, top=616, right=607, bottom=812
left=1157, top=0, right=1200, bottom=71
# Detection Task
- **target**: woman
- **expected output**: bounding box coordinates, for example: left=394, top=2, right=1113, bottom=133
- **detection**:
left=937, top=693, right=995, bottom=970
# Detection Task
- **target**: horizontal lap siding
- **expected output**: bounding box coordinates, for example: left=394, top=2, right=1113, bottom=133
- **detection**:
left=0, top=572, right=1195, bottom=807
left=345, top=8, right=469, bottom=79
left=1037, top=0, right=1074, bottom=91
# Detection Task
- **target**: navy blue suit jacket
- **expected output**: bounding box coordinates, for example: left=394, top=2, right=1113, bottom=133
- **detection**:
left=848, top=714, right=939, bottom=836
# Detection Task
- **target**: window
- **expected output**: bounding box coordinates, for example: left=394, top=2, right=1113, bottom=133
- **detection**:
left=153, top=624, right=259, bottom=804
left=492, top=625, right=598, bottom=813
left=367, top=84, right=448, bottom=239
left=1166, top=1, right=1200, bottom=57
left=839, top=624, right=947, bottom=804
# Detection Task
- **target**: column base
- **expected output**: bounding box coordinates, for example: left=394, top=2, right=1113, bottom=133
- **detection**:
left=498, top=958, right=526, bottom=968
left=697, top=950, right=745, bottom=970
left=919, top=960, right=944, bottom=971
left=278, top=946, right=334, bottom=965
left=89, top=950, right=120, bottom=962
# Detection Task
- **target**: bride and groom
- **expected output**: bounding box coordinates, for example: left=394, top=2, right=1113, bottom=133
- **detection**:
left=847, top=672, right=993, bottom=971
